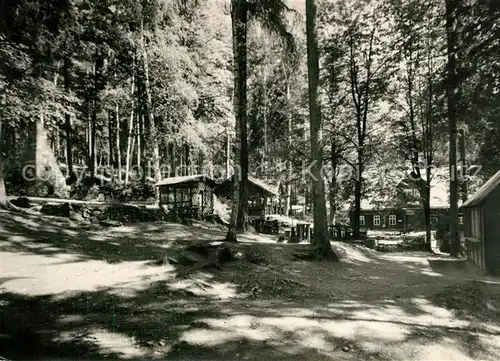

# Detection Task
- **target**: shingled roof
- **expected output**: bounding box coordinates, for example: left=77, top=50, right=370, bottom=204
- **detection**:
left=215, top=175, right=279, bottom=197
left=461, top=170, right=500, bottom=208
left=154, top=174, right=216, bottom=187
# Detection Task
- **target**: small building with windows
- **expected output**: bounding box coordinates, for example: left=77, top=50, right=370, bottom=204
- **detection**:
left=351, top=207, right=452, bottom=232
left=348, top=167, right=464, bottom=232
left=155, top=174, right=216, bottom=221
left=460, top=169, right=500, bottom=275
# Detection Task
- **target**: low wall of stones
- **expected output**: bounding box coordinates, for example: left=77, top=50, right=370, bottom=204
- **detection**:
left=38, top=201, right=166, bottom=226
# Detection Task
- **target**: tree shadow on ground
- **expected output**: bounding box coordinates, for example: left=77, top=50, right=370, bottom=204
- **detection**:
left=0, top=210, right=228, bottom=264
left=2, top=279, right=500, bottom=361
left=2, top=210, right=500, bottom=360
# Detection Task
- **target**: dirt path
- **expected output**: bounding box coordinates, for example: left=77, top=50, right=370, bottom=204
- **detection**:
left=1, top=210, right=500, bottom=360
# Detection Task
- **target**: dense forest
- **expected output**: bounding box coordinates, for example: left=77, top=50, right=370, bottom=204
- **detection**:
left=1, top=0, right=499, bottom=257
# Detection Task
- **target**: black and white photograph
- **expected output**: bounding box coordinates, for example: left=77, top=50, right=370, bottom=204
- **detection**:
left=1, top=0, right=500, bottom=360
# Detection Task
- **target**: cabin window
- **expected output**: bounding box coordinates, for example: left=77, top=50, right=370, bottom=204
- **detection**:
left=373, top=215, right=381, bottom=226
left=360, top=215, right=365, bottom=226
left=389, top=215, right=397, bottom=226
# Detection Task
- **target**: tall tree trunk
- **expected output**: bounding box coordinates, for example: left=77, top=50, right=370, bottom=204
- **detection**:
left=303, top=118, right=308, bottom=217
left=140, top=19, right=161, bottom=200
left=353, top=164, right=362, bottom=238
left=90, top=53, right=104, bottom=178
left=305, top=0, right=337, bottom=260
left=90, top=55, right=103, bottom=179
left=226, top=129, right=231, bottom=178
left=63, top=57, right=76, bottom=182
left=329, top=142, right=338, bottom=225
left=130, top=125, right=136, bottom=167
left=226, top=0, right=248, bottom=242
left=108, top=110, right=113, bottom=169
left=137, top=113, right=142, bottom=171
left=0, top=119, right=7, bottom=208
left=125, top=70, right=135, bottom=185
left=87, top=116, right=91, bottom=164
left=459, top=128, right=467, bottom=202
left=284, top=77, right=292, bottom=217
left=263, top=66, right=267, bottom=168
left=422, top=175, right=432, bottom=251
left=180, top=143, right=184, bottom=176
left=184, top=143, right=190, bottom=176
left=115, top=103, right=122, bottom=183
left=446, top=0, right=460, bottom=257
left=136, top=70, right=144, bottom=182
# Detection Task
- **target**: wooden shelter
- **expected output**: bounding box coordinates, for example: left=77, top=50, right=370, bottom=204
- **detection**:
left=214, top=176, right=279, bottom=218
left=460, top=170, right=500, bottom=275
left=155, top=174, right=216, bottom=220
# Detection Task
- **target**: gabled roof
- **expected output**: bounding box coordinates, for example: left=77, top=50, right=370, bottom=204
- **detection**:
left=217, top=175, right=279, bottom=197
left=461, top=169, right=500, bottom=208
left=248, top=176, right=279, bottom=196
left=154, top=174, right=215, bottom=187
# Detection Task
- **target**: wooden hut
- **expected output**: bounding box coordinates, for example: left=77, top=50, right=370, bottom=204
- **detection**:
left=460, top=170, right=500, bottom=275
left=155, top=174, right=216, bottom=220
left=214, top=176, right=279, bottom=218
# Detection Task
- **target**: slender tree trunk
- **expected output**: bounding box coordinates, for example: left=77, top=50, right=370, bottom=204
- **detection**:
left=90, top=55, right=103, bottom=179
left=90, top=113, right=97, bottom=174
left=136, top=71, right=144, bottom=182
left=184, top=143, right=190, bottom=176
left=140, top=21, right=161, bottom=199
left=353, top=165, right=362, bottom=237
left=422, top=176, right=432, bottom=251
left=0, top=119, right=7, bottom=208
left=446, top=0, right=460, bottom=257
left=226, top=0, right=248, bottom=242
left=87, top=116, right=91, bottom=164
left=329, top=142, right=338, bottom=225
left=459, top=128, right=467, bottom=202
left=284, top=78, right=292, bottom=217
left=108, top=110, right=113, bottom=169
left=137, top=114, right=142, bottom=170
left=180, top=143, right=184, bottom=176
left=226, top=129, right=231, bottom=178
left=130, top=125, right=136, bottom=167
left=305, top=0, right=337, bottom=260
left=263, top=66, right=267, bottom=168
left=125, top=70, right=135, bottom=185
left=63, top=57, right=75, bottom=182
left=115, top=103, right=122, bottom=183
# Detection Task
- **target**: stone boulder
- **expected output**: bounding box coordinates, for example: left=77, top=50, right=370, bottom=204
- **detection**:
left=40, top=202, right=72, bottom=217
left=10, top=197, right=31, bottom=208
left=69, top=210, right=85, bottom=223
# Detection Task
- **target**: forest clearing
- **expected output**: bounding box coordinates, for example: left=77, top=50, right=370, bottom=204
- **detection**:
left=2, top=0, right=500, bottom=359
left=1, top=209, right=500, bottom=361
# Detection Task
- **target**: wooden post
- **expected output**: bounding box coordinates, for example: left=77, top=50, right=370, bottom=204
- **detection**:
left=306, top=224, right=311, bottom=243
left=298, top=224, right=304, bottom=241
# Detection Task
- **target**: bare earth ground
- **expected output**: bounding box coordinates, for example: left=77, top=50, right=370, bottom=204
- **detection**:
left=1, top=210, right=500, bottom=361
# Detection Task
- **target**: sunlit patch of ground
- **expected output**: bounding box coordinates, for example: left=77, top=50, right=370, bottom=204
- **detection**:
left=0, top=251, right=175, bottom=296
left=2, top=210, right=500, bottom=360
